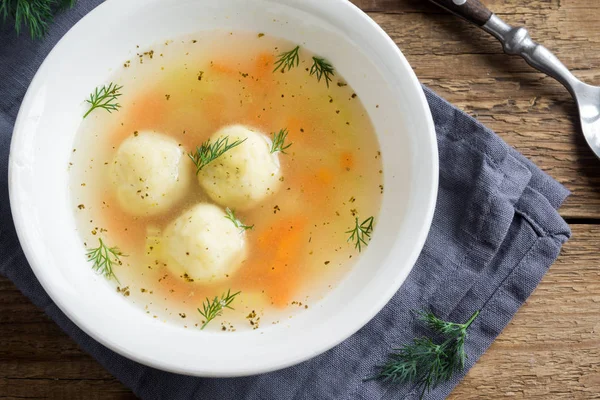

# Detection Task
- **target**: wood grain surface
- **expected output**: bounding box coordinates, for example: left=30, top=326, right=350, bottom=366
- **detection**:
left=427, top=0, right=493, bottom=27
left=2, top=0, right=600, bottom=399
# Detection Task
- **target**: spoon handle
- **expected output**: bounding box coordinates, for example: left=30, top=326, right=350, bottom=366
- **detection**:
left=427, top=0, right=580, bottom=92
left=427, top=0, right=492, bottom=26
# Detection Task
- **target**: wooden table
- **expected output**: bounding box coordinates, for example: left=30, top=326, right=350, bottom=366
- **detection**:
left=2, top=0, right=599, bottom=398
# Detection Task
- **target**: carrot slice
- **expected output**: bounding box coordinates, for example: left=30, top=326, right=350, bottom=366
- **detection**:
left=253, top=52, right=275, bottom=78
left=106, top=92, right=167, bottom=148
left=317, top=167, right=334, bottom=185
left=340, top=151, right=354, bottom=171
left=244, top=217, right=307, bottom=307
left=200, top=92, right=229, bottom=127
left=242, top=103, right=273, bottom=129
left=127, top=93, right=166, bottom=129
left=286, top=116, right=304, bottom=135
left=97, top=193, right=147, bottom=247
left=210, top=62, right=238, bottom=76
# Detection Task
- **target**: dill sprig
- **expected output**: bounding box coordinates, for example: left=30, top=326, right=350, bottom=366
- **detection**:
left=273, top=45, right=300, bottom=73
left=0, top=0, right=75, bottom=39
left=419, top=310, right=470, bottom=337
left=85, top=238, right=127, bottom=283
left=272, top=45, right=336, bottom=87
left=225, top=208, right=254, bottom=232
left=188, top=136, right=247, bottom=174
left=197, top=289, right=241, bottom=330
left=83, top=82, right=123, bottom=119
left=270, top=128, right=293, bottom=154
left=310, top=56, right=335, bottom=87
left=346, top=216, right=375, bottom=252
left=370, top=310, right=480, bottom=399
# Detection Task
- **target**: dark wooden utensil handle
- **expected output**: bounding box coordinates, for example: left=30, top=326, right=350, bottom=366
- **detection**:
left=428, top=0, right=493, bottom=26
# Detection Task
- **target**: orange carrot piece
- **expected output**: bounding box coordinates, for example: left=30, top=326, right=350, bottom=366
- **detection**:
left=200, top=92, right=228, bottom=126
left=98, top=193, right=146, bottom=246
left=241, top=103, right=273, bottom=129
left=254, top=52, right=275, bottom=77
left=340, top=151, right=354, bottom=171
left=269, top=279, right=295, bottom=307
left=286, top=116, right=304, bottom=135
left=107, top=124, right=134, bottom=150
left=210, top=62, right=238, bottom=76
left=108, top=93, right=166, bottom=148
left=295, top=168, right=336, bottom=209
left=285, top=116, right=323, bottom=147
left=127, top=93, right=166, bottom=129
left=317, top=167, right=334, bottom=185
left=256, top=217, right=306, bottom=251
left=250, top=217, right=308, bottom=307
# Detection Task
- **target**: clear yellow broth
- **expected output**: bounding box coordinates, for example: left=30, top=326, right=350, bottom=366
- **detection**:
left=70, top=31, right=383, bottom=332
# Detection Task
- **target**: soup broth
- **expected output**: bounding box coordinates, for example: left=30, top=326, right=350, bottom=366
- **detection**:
left=70, top=31, right=383, bottom=331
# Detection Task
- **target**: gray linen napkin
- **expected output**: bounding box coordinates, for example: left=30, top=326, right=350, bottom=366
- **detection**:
left=0, top=2, right=571, bottom=399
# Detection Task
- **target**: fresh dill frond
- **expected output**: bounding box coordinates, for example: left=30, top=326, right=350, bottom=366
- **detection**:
left=85, top=238, right=126, bottom=283
left=83, top=82, right=123, bottom=119
left=272, top=46, right=335, bottom=87
left=310, top=56, right=335, bottom=87
left=369, top=310, right=480, bottom=399
left=188, top=136, right=247, bottom=174
left=270, top=128, right=293, bottom=154
left=346, top=216, right=375, bottom=252
left=197, top=289, right=241, bottom=330
left=419, top=310, right=470, bottom=337
left=225, top=208, right=254, bottom=232
left=0, top=0, right=75, bottom=39
left=273, top=45, right=300, bottom=73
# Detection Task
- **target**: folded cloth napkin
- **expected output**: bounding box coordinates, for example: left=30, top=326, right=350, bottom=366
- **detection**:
left=0, top=1, right=571, bottom=399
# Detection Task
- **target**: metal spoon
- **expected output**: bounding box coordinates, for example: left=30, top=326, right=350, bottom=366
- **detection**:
left=427, top=0, right=600, bottom=159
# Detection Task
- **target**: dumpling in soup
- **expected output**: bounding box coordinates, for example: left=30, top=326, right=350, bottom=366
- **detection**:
left=162, top=203, right=246, bottom=282
left=110, top=131, right=191, bottom=217
left=197, top=125, right=281, bottom=210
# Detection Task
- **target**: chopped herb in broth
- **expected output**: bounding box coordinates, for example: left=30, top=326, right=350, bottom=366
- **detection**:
left=225, top=208, right=254, bottom=232
left=346, top=216, right=375, bottom=252
left=273, top=45, right=300, bottom=73
left=83, top=83, right=123, bottom=119
left=270, top=128, right=293, bottom=154
left=198, top=289, right=241, bottom=330
left=70, top=31, right=383, bottom=331
left=188, top=135, right=247, bottom=173
left=310, top=56, right=335, bottom=87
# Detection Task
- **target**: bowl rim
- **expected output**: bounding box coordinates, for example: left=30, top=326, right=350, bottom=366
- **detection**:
left=8, top=0, right=439, bottom=377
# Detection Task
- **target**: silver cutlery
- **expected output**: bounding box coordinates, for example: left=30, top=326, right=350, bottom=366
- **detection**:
left=427, top=0, right=600, bottom=159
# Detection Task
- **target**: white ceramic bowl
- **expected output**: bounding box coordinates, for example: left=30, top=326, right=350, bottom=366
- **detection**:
left=9, top=0, right=438, bottom=377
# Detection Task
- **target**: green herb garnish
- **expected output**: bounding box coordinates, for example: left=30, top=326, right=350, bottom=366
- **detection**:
left=272, top=45, right=335, bottom=87
left=0, top=0, right=75, bottom=39
left=86, top=238, right=126, bottom=283
left=346, top=216, right=374, bottom=252
left=369, top=310, right=480, bottom=399
left=83, top=82, right=123, bottom=119
left=270, top=128, right=293, bottom=154
left=273, top=45, right=300, bottom=73
left=225, top=208, right=254, bottom=232
left=197, top=289, right=241, bottom=330
left=188, top=136, right=246, bottom=174
left=310, top=56, right=335, bottom=87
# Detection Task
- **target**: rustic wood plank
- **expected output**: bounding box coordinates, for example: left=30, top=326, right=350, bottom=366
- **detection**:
left=0, top=282, right=135, bottom=399
left=360, top=5, right=600, bottom=219
left=0, top=378, right=136, bottom=400
left=351, top=0, right=561, bottom=14
left=451, top=224, right=600, bottom=398
left=1, top=225, right=598, bottom=398
left=424, top=1, right=493, bottom=27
